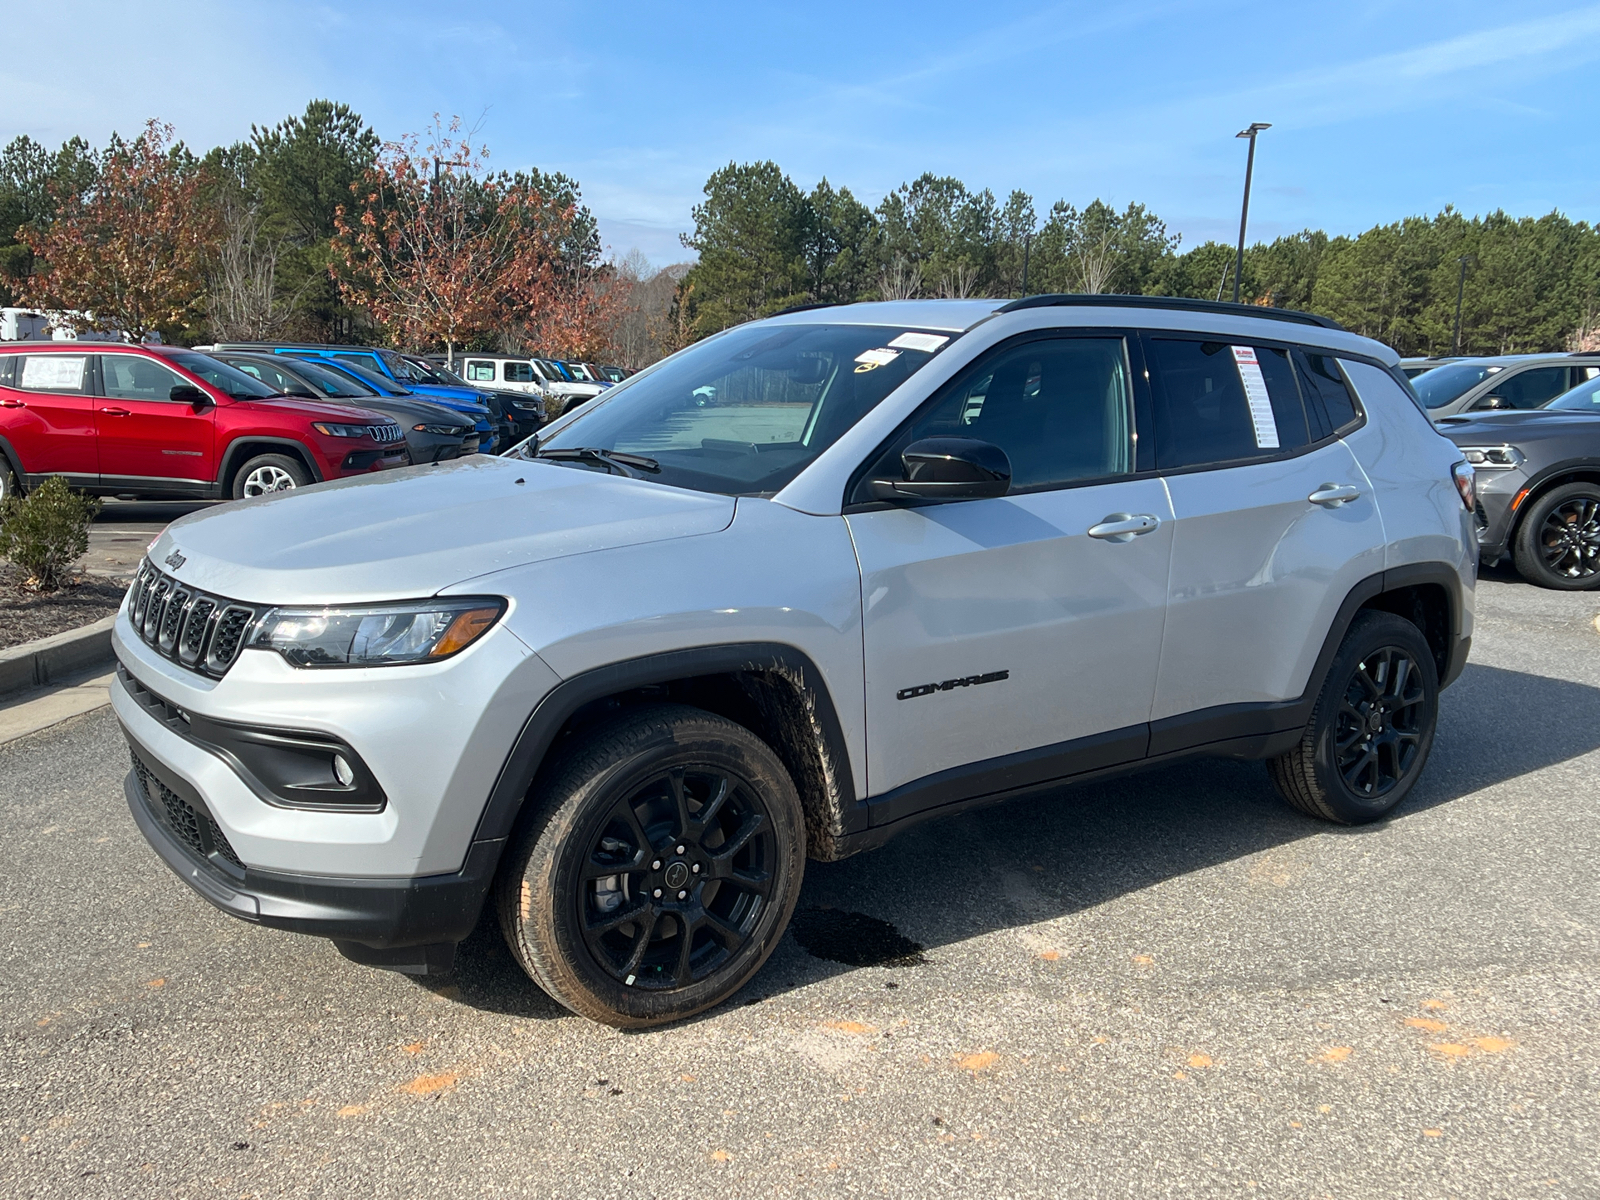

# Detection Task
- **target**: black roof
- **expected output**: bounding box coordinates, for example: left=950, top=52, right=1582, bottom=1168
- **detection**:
left=997, top=294, right=1344, bottom=331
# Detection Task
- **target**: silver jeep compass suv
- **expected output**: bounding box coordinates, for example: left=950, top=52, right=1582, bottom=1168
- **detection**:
left=113, top=297, right=1477, bottom=1026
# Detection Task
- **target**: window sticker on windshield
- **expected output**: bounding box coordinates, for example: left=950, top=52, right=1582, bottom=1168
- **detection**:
left=20, top=356, right=85, bottom=391
left=854, top=347, right=901, bottom=373
left=888, top=332, right=949, bottom=353
left=1230, top=346, right=1279, bottom=449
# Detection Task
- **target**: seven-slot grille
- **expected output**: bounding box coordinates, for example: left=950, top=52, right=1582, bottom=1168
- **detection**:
left=370, top=422, right=404, bottom=444
left=126, top=559, right=256, bottom=678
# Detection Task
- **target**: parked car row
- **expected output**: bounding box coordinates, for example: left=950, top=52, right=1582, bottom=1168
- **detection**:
left=1416, top=351, right=1600, bottom=589
left=440, top=352, right=624, bottom=419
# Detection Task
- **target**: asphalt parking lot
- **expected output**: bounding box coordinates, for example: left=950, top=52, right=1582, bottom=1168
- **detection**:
left=2, top=566, right=1596, bottom=1199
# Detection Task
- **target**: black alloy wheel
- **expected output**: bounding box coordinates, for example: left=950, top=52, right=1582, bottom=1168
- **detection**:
left=1268, top=609, right=1439, bottom=824
left=497, top=704, right=804, bottom=1026
left=1513, top=483, right=1600, bottom=589
left=578, top=765, right=775, bottom=990
left=1332, top=647, right=1427, bottom=799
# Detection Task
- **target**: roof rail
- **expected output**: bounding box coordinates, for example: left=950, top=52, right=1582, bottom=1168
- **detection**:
left=771, top=302, right=839, bottom=317
left=997, top=293, right=1344, bottom=331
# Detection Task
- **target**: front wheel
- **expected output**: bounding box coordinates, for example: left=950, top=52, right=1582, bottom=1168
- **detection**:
left=497, top=704, right=804, bottom=1027
left=1268, top=610, right=1439, bottom=824
left=232, top=453, right=309, bottom=500
left=1512, top=482, right=1600, bottom=590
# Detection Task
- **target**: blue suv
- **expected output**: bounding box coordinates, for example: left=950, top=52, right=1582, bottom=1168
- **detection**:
left=212, top=343, right=501, bottom=453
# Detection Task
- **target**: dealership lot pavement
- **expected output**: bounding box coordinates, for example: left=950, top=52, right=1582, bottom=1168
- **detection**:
left=2, top=568, right=1596, bottom=1199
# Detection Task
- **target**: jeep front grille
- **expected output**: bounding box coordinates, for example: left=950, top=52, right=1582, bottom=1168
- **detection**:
left=370, top=422, right=405, bottom=445
left=126, top=559, right=256, bottom=679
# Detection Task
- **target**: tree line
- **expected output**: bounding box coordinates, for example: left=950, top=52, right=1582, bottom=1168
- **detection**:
left=0, top=103, right=633, bottom=362
left=678, top=161, right=1600, bottom=356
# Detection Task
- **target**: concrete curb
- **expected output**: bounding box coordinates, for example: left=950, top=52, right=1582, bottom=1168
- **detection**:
left=0, top=614, right=118, bottom=696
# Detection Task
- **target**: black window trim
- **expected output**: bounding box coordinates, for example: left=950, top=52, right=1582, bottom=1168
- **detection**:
left=842, top=326, right=1147, bottom=513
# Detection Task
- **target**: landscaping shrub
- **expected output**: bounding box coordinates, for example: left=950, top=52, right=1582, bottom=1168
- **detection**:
left=0, top=476, right=102, bottom=592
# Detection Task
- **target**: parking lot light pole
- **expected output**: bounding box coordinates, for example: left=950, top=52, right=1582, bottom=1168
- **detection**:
left=1233, top=123, right=1271, bottom=304
left=1452, top=254, right=1471, bottom=355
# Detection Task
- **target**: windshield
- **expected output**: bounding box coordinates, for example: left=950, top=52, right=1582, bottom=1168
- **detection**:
left=168, top=351, right=279, bottom=399
left=1545, top=376, right=1600, bottom=411
left=425, top=361, right=472, bottom=387
left=1412, top=361, right=1504, bottom=409
left=293, top=358, right=379, bottom=398
left=309, top=357, right=412, bottom=396
left=538, top=323, right=957, bottom=496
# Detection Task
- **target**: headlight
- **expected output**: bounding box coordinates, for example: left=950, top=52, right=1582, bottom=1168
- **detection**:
left=314, top=422, right=380, bottom=438
left=250, top=598, right=506, bottom=667
left=511, top=400, right=542, bottom=410
left=413, top=423, right=468, bottom=435
left=1459, top=445, right=1524, bottom=468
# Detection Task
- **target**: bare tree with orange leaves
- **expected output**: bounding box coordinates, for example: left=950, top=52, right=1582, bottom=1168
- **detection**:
left=18, top=120, right=217, bottom=338
left=331, top=117, right=618, bottom=365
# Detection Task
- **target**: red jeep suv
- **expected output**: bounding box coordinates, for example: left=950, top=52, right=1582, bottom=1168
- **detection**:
left=0, top=343, right=407, bottom=501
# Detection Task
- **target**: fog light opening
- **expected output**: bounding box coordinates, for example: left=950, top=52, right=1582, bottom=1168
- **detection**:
left=333, top=754, right=355, bottom=787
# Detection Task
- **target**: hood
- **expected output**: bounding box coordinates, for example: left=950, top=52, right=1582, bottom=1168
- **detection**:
left=151, top=455, right=735, bottom=604
left=237, top=396, right=395, bottom=424
left=1438, top=410, right=1600, bottom=439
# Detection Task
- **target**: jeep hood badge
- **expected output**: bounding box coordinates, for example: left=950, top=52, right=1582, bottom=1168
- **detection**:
left=164, top=549, right=186, bottom=570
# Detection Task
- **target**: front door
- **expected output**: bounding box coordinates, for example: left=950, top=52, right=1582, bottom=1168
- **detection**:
left=1145, top=336, right=1389, bottom=750
left=0, top=353, right=99, bottom=479
left=846, top=333, right=1173, bottom=819
left=96, top=354, right=216, bottom=485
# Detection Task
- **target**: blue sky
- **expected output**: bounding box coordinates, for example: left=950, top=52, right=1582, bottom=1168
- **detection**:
left=8, top=1, right=1600, bottom=266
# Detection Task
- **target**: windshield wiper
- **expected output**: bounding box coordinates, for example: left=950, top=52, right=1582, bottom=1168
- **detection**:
left=535, top=446, right=660, bottom=477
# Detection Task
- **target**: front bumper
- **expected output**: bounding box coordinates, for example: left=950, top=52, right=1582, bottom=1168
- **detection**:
left=1472, top=471, right=1526, bottom=562
left=122, top=734, right=496, bottom=971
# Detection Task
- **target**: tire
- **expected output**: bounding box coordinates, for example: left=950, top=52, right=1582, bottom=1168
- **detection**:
left=497, top=703, right=805, bottom=1028
left=0, top=463, right=16, bottom=505
left=1511, top=482, right=1600, bottom=590
left=1268, top=610, right=1439, bottom=824
left=231, top=453, right=309, bottom=500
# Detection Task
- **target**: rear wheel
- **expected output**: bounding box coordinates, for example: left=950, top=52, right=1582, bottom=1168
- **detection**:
left=232, top=453, right=309, bottom=499
left=497, top=704, right=804, bottom=1027
left=1268, top=610, right=1439, bottom=824
left=1512, top=482, right=1600, bottom=590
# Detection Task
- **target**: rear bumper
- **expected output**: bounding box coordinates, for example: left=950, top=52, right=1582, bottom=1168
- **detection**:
left=122, top=728, right=499, bottom=973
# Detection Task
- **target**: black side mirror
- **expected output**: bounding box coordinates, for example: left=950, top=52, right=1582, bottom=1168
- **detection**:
left=171, top=384, right=212, bottom=410
left=871, top=437, right=1011, bottom=502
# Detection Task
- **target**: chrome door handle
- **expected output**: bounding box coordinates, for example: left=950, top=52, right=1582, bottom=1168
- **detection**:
left=1088, top=513, right=1161, bottom=542
left=99, top=407, right=130, bottom=416
left=1308, top=483, right=1361, bottom=508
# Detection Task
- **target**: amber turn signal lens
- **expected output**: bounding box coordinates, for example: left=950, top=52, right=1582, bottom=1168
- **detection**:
left=429, top=606, right=503, bottom=657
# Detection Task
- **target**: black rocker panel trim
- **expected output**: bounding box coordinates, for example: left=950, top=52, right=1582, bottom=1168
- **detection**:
left=472, top=642, right=859, bottom=845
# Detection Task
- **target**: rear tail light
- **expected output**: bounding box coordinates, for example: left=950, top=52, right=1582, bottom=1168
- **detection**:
left=1451, top=461, right=1476, bottom=512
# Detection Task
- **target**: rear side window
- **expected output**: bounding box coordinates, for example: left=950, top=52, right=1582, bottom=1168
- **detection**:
left=465, top=361, right=496, bottom=382
left=0, top=356, right=14, bottom=387
left=1149, top=339, right=1309, bottom=469
left=14, top=354, right=89, bottom=394
left=1295, top=351, right=1361, bottom=437
left=1488, top=365, right=1571, bottom=410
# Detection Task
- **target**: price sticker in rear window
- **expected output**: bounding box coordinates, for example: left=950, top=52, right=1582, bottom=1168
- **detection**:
left=20, top=355, right=86, bottom=391
left=1230, top=346, right=1279, bottom=449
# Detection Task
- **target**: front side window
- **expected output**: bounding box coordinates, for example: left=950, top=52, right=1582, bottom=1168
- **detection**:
left=1150, top=339, right=1310, bottom=469
left=291, top=358, right=377, bottom=398
left=465, top=361, right=496, bottom=383
left=223, top=358, right=301, bottom=394
left=505, top=362, right=534, bottom=383
left=538, top=323, right=958, bottom=496
left=167, top=352, right=278, bottom=399
left=15, top=355, right=89, bottom=393
left=1412, top=361, right=1502, bottom=409
left=856, top=336, right=1133, bottom=496
left=1486, top=365, right=1571, bottom=410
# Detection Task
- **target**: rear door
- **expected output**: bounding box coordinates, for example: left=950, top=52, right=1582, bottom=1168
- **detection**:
left=0, top=353, right=99, bottom=480
left=1147, top=336, right=1388, bottom=751
left=846, top=332, right=1173, bottom=812
left=96, top=353, right=216, bottom=485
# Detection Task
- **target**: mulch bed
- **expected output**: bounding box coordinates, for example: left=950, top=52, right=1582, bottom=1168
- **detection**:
left=0, top=566, right=127, bottom=651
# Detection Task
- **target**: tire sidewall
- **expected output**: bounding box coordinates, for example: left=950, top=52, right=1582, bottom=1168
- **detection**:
left=1514, top=483, right=1600, bottom=591
left=1309, top=612, right=1439, bottom=822
left=508, top=710, right=805, bottom=1026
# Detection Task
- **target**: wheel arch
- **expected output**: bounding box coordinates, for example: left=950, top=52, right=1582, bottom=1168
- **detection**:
left=1502, top=463, right=1600, bottom=551
left=217, top=438, right=323, bottom=493
left=475, top=643, right=860, bottom=863
left=0, top=432, right=26, bottom=492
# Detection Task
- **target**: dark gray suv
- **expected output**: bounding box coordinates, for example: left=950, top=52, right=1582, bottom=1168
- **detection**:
left=1438, top=375, right=1600, bottom=588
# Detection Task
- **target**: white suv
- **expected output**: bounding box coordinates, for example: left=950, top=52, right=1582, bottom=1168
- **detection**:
left=112, top=297, right=1477, bottom=1026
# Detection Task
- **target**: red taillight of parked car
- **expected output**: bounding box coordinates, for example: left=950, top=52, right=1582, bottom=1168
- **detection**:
left=1451, top=461, right=1476, bottom=512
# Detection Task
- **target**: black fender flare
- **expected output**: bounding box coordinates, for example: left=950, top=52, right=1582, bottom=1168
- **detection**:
left=216, top=437, right=324, bottom=489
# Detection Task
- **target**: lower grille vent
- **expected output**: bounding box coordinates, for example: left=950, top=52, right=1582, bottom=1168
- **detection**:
left=130, top=748, right=244, bottom=870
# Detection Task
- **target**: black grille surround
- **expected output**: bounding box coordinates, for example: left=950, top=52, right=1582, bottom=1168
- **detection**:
left=129, top=746, right=245, bottom=872
left=126, top=560, right=256, bottom=678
